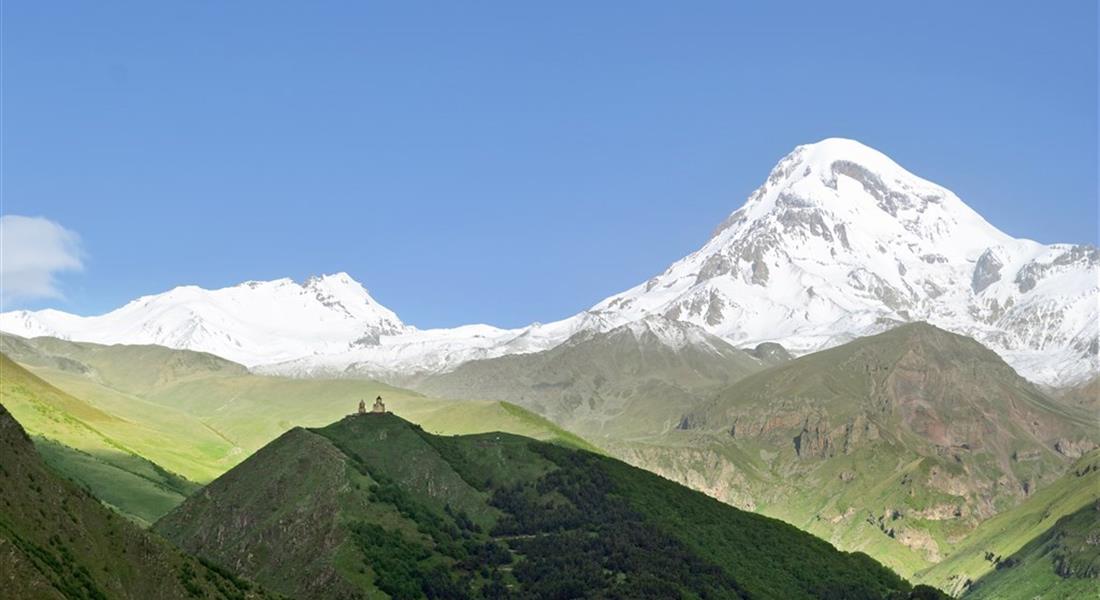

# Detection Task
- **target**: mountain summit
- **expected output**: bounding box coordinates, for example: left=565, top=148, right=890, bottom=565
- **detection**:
left=576, top=138, right=1098, bottom=385
left=2, top=139, right=1095, bottom=384
left=0, top=272, right=406, bottom=366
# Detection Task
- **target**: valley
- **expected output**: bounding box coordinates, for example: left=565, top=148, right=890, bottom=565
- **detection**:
left=1, top=138, right=1096, bottom=599
left=415, top=322, right=1099, bottom=582
left=3, top=319, right=1095, bottom=598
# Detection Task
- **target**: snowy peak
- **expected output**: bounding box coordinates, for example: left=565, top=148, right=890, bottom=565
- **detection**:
left=1, top=139, right=1094, bottom=386
left=585, top=138, right=1097, bottom=385
left=713, top=138, right=1008, bottom=256
left=300, top=272, right=404, bottom=329
left=0, top=273, right=408, bottom=366
left=118, top=272, right=405, bottom=335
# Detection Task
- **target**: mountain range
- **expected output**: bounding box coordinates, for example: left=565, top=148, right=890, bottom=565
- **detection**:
left=1, top=137, right=1097, bottom=599
left=2, top=138, right=1096, bottom=387
left=6, top=315, right=1095, bottom=595
left=2, top=333, right=1093, bottom=597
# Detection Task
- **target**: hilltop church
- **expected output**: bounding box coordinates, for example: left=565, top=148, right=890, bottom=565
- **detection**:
left=358, top=395, right=386, bottom=415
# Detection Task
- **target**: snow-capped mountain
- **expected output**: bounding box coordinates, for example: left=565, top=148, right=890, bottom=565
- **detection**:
left=569, top=138, right=1099, bottom=385
left=2, top=138, right=1096, bottom=385
left=0, top=273, right=407, bottom=366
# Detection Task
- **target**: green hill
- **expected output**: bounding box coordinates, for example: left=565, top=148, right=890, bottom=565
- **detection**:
left=588, top=324, right=1097, bottom=578
left=0, top=337, right=249, bottom=484
left=0, top=401, right=277, bottom=599
left=0, top=353, right=201, bottom=525
left=963, top=500, right=1099, bottom=599
left=1, top=336, right=598, bottom=523
left=0, top=333, right=249, bottom=396
left=918, top=450, right=1100, bottom=595
left=155, top=412, right=940, bottom=600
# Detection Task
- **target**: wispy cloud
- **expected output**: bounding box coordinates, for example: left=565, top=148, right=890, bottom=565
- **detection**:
left=0, top=215, right=84, bottom=306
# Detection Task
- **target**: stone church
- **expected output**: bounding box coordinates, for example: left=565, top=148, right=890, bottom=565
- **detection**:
left=358, top=395, right=386, bottom=415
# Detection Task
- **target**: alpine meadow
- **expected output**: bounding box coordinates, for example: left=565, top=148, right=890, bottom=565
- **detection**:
left=1, top=3, right=1096, bottom=599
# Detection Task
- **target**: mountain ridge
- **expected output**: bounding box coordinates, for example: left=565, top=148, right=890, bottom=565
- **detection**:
left=596, top=322, right=1097, bottom=579
left=410, top=315, right=774, bottom=441
left=3, top=138, right=1095, bottom=386
left=154, top=411, right=935, bottom=599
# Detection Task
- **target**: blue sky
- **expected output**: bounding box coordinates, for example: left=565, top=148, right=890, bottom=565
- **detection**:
left=4, top=1, right=1096, bottom=327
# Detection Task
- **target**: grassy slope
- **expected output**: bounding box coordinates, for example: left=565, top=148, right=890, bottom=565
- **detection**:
left=156, top=417, right=529, bottom=599
left=144, top=372, right=596, bottom=457
left=0, top=355, right=201, bottom=525
left=0, top=402, right=277, bottom=600
left=33, top=437, right=197, bottom=527
left=4, top=336, right=599, bottom=524
left=598, top=446, right=918, bottom=599
left=17, top=367, right=238, bottom=483
left=962, top=501, right=1100, bottom=600
left=918, top=450, right=1100, bottom=595
left=0, top=333, right=250, bottom=395
left=158, top=413, right=932, bottom=600
left=620, top=323, right=1097, bottom=579
left=156, top=425, right=373, bottom=599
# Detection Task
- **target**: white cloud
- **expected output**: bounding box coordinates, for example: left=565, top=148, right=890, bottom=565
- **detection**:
left=0, top=215, right=84, bottom=306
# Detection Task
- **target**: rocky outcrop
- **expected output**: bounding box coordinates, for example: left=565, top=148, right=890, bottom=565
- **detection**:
left=971, top=249, right=1004, bottom=294
left=794, top=420, right=835, bottom=459
left=746, top=341, right=793, bottom=365
left=1055, top=438, right=1098, bottom=459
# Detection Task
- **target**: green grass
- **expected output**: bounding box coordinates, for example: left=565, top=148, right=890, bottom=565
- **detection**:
left=4, top=336, right=601, bottom=525
left=594, top=444, right=916, bottom=599
left=20, top=366, right=239, bottom=482
left=158, top=413, right=936, bottom=599
left=963, top=501, right=1099, bottom=599
left=0, top=400, right=278, bottom=599
left=0, top=354, right=210, bottom=524
left=916, top=450, right=1100, bottom=595
left=601, top=323, right=1099, bottom=581
left=140, top=371, right=600, bottom=465
left=33, top=437, right=196, bottom=527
